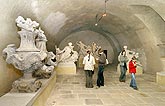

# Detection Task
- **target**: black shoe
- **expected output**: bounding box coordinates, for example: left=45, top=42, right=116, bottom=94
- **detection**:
left=120, top=80, right=125, bottom=82
left=86, top=85, right=93, bottom=88
left=133, top=87, right=138, bottom=90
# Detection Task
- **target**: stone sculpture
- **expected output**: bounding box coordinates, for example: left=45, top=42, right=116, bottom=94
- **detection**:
left=76, top=41, right=101, bottom=58
left=76, top=41, right=88, bottom=56
left=55, top=42, right=78, bottom=75
left=2, top=16, right=56, bottom=92
left=56, top=42, right=78, bottom=63
left=33, top=52, right=56, bottom=79
left=35, top=27, right=48, bottom=52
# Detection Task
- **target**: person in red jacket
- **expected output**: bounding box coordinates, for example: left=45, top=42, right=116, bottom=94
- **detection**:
left=129, top=56, right=138, bottom=90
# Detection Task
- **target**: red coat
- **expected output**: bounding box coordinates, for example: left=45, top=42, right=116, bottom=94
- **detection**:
left=129, top=60, right=136, bottom=73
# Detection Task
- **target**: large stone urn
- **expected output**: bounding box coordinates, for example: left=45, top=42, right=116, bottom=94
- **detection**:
left=2, top=16, right=47, bottom=92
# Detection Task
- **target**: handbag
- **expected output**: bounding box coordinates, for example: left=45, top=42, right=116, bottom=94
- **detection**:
left=106, top=59, right=109, bottom=65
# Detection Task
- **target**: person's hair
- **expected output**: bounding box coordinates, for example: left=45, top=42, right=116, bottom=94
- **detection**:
left=121, top=50, right=125, bottom=55
left=132, top=56, right=136, bottom=60
left=87, top=50, right=90, bottom=61
left=87, top=50, right=90, bottom=54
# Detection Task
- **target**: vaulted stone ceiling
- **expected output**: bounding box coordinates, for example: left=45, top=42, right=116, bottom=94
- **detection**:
left=0, top=0, right=164, bottom=72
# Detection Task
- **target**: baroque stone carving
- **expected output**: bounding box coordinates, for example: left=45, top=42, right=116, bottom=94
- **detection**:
left=55, top=42, right=78, bottom=75
left=76, top=41, right=101, bottom=58
left=33, top=52, right=56, bottom=79
left=56, top=42, right=78, bottom=63
left=2, top=16, right=56, bottom=92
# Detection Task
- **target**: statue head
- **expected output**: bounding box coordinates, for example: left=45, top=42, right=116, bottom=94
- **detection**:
left=123, top=46, right=127, bottom=50
left=68, top=42, right=72, bottom=46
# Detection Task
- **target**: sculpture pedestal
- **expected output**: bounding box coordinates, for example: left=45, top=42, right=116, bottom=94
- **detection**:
left=56, top=62, right=76, bottom=75
left=156, top=71, right=165, bottom=85
left=11, top=78, right=42, bottom=93
left=11, top=73, right=42, bottom=93
left=117, top=64, right=143, bottom=75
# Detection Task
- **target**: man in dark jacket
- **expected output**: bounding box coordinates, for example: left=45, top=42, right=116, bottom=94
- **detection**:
left=96, top=49, right=106, bottom=88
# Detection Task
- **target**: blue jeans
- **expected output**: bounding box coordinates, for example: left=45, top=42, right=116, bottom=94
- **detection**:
left=119, top=66, right=127, bottom=82
left=130, top=73, right=137, bottom=88
left=97, top=65, right=104, bottom=87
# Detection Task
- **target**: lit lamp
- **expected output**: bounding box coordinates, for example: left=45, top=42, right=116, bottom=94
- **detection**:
left=95, top=0, right=109, bottom=26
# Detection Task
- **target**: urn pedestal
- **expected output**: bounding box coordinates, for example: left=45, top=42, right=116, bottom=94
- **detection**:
left=11, top=72, right=42, bottom=93
left=56, top=62, right=76, bottom=75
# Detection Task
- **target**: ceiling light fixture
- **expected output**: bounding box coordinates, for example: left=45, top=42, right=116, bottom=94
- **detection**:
left=95, top=0, right=109, bottom=26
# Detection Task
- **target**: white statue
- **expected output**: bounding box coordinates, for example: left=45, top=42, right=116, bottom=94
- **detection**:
left=41, top=52, right=57, bottom=72
left=92, top=42, right=97, bottom=53
left=35, top=27, right=48, bottom=52
left=46, top=52, right=56, bottom=66
left=76, top=41, right=102, bottom=59
left=76, top=41, right=88, bottom=56
left=56, top=42, right=78, bottom=63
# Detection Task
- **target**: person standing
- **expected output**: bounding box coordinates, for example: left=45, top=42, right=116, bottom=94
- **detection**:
left=96, top=49, right=106, bottom=88
left=83, top=50, right=95, bottom=88
left=129, top=56, right=138, bottom=90
left=119, top=50, right=129, bottom=82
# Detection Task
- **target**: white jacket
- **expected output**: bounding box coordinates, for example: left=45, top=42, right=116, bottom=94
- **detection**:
left=83, top=54, right=95, bottom=71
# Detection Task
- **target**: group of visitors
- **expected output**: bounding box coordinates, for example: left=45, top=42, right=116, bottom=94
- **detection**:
left=118, top=48, right=138, bottom=90
left=83, top=48, right=106, bottom=89
left=83, top=47, right=138, bottom=90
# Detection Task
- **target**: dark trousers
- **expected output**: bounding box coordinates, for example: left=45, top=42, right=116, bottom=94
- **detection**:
left=97, top=65, right=104, bottom=87
left=85, top=70, right=93, bottom=88
left=119, top=65, right=127, bottom=82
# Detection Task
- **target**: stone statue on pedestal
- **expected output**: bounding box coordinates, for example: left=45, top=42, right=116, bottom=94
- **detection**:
left=55, top=42, right=78, bottom=75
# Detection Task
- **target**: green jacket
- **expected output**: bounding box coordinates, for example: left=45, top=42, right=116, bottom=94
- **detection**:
left=119, top=55, right=128, bottom=66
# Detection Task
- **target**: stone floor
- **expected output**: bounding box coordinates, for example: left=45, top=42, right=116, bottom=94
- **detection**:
left=45, top=65, right=165, bottom=106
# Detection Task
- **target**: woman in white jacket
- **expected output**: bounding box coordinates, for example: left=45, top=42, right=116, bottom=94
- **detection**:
left=83, top=50, right=95, bottom=88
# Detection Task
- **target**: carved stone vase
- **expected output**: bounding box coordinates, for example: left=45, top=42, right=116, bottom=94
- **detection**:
left=4, top=30, right=47, bottom=92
